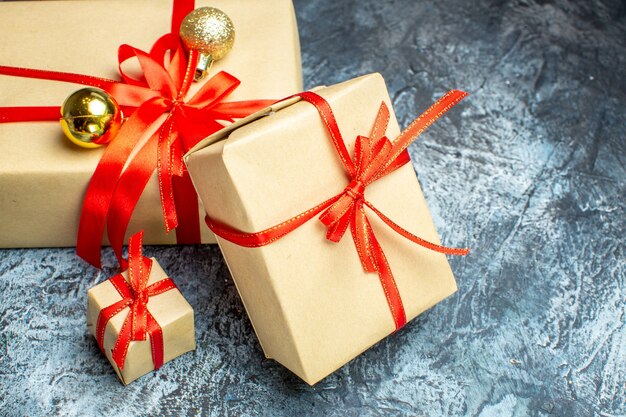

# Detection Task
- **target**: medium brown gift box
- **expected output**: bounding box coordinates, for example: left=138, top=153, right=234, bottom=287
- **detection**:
left=184, top=73, right=460, bottom=385
left=87, top=257, right=195, bottom=385
left=0, top=0, right=302, bottom=248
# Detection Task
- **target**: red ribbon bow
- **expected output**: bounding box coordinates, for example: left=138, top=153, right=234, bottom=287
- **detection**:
left=95, top=230, right=176, bottom=370
left=76, top=36, right=274, bottom=269
left=205, top=90, right=470, bottom=330
left=0, top=0, right=274, bottom=268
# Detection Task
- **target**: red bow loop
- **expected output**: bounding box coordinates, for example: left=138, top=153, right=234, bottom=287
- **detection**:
left=118, top=43, right=178, bottom=98
left=316, top=101, right=401, bottom=240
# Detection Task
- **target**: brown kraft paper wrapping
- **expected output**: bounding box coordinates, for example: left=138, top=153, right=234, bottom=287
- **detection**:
left=0, top=0, right=302, bottom=248
left=87, top=258, right=195, bottom=385
left=184, top=73, right=459, bottom=385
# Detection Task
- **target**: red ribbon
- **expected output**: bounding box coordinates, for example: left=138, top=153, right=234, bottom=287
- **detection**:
left=95, top=230, right=177, bottom=371
left=205, top=90, right=470, bottom=330
left=0, top=0, right=274, bottom=268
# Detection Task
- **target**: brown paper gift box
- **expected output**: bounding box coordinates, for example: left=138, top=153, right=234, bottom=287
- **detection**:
left=0, top=0, right=302, bottom=248
left=184, top=73, right=459, bottom=385
left=87, top=258, right=195, bottom=385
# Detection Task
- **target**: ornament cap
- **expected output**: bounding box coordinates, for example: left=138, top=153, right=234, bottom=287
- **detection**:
left=179, top=7, right=235, bottom=81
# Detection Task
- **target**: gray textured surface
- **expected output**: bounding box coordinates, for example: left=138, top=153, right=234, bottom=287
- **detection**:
left=0, top=0, right=625, bottom=416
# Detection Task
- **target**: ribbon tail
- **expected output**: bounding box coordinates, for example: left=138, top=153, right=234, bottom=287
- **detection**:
left=324, top=206, right=353, bottom=243
left=77, top=99, right=165, bottom=268
left=106, top=134, right=159, bottom=267
left=170, top=134, right=185, bottom=177
left=383, top=90, right=468, bottom=173
left=319, top=195, right=354, bottom=242
left=350, top=203, right=378, bottom=272
left=365, top=201, right=469, bottom=256
left=157, top=116, right=179, bottom=233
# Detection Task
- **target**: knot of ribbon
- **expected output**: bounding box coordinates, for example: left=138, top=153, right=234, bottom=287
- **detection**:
left=95, top=230, right=177, bottom=370
left=205, top=90, right=470, bottom=330
left=0, top=0, right=274, bottom=269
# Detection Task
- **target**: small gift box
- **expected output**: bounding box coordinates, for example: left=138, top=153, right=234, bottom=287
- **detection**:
left=0, top=0, right=302, bottom=253
left=184, top=73, right=468, bottom=384
left=86, top=231, right=195, bottom=384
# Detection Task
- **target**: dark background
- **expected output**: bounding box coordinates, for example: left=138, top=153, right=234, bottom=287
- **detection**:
left=1, top=0, right=624, bottom=416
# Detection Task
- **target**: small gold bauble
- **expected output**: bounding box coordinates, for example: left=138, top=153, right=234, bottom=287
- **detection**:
left=60, top=87, right=122, bottom=149
left=179, top=7, right=235, bottom=81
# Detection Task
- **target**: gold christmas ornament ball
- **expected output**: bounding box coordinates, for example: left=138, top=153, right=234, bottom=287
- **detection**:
left=179, top=7, right=235, bottom=81
left=60, top=87, right=122, bottom=149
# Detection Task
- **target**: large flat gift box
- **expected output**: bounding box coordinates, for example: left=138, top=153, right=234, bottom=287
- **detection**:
left=184, top=73, right=460, bottom=384
left=0, top=0, right=302, bottom=248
